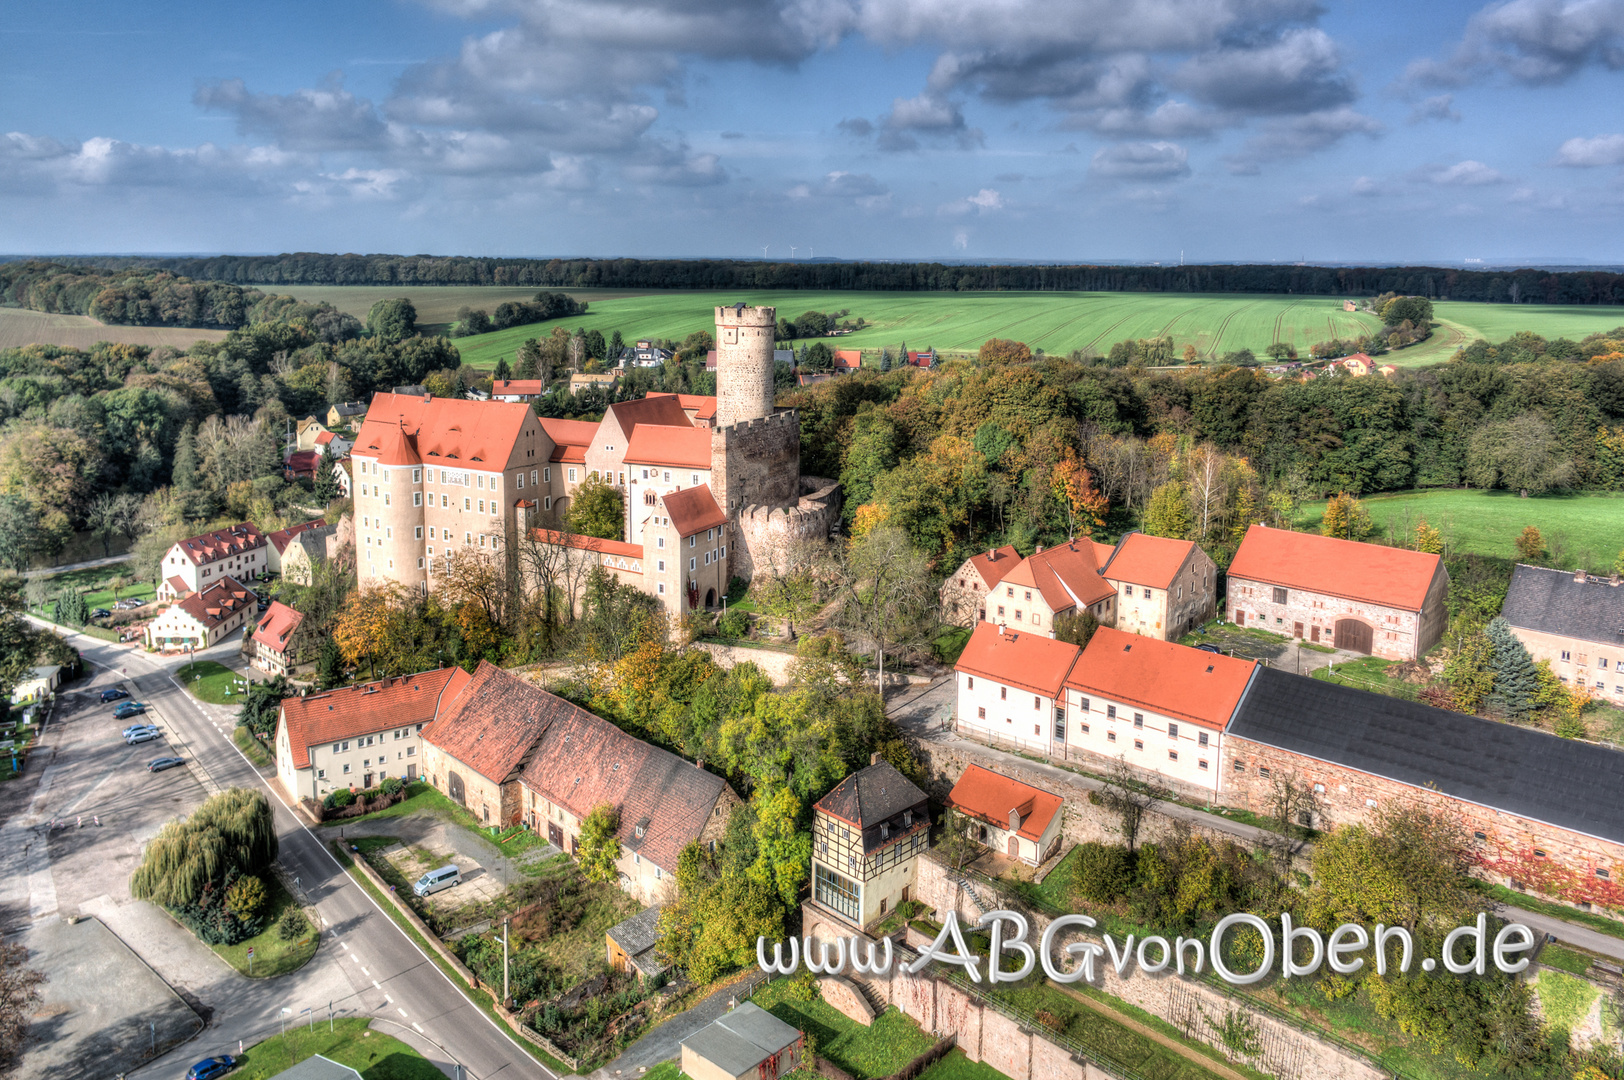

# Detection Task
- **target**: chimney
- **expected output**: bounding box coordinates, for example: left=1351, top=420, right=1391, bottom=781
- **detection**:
left=1576, top=569, right=1588, bottom=583
left=1008, top=807, right=1022, bottom=833
left=998, top=623, right=1005, bottom=636
left=870, top=752, right=882, bottom=766
left=1035, top=544, right=1044, bottom=554
left=695, top=759, right=704, bottom=770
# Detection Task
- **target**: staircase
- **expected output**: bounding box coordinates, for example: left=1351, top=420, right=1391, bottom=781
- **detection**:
left=952, top=874, right=989, bottom=917
left=851, top=977, right=887, bottom=1017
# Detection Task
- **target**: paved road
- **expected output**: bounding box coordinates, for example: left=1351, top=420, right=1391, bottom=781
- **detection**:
left=25, top=620, right=551, bottom=1080
left=20, top=554, right=132, bottom=579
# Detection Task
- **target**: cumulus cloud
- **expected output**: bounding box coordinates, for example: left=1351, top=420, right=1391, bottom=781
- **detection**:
left=866, top=93, right=984, bottom=151
left=1351, top=175, right=1381, bottom=196
left=1408, top=94, right=1462, bottom=123
left=1555, top=132, right=1624, bottom=166
left=621, top=140, right=726, bottom=186
left=1404, top=0, right=1624, bottom=88
left=195, top=75, right=389, bottom=152
left=1089, top=140, right=1190, bottom=179
left=1225, top=107, right=1381, bottom=173
left=938, top=187, right=1004, bottom=215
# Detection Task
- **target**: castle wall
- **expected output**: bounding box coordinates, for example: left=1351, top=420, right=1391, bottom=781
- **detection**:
left=729, top=475, right=841, bottom=581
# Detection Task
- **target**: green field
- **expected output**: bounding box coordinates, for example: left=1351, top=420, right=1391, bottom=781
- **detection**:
left=1298, top=489, right=1624, bottom=568
left=274, top=284, right=652, bottom=334
left=304, top=287, right=1624, bottom=371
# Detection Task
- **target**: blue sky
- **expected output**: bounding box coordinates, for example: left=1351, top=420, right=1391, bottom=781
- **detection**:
left=4, top=0, right=1624, bottom=263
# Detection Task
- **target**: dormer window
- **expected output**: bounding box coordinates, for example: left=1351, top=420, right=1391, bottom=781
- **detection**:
left=903, top=810, right=913, bottom=827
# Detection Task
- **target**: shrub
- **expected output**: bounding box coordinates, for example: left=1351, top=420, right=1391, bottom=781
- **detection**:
left=717, top=607, right=749, bottom=640
left=379, top=776, right=404, bottom=796
left=225, top=874, right=266, bottom=919
left=276, top=905, right=310, bottom=941
left=324, top=788, right=355, bottom=810
left=1073, top=842, right=1134, bottom=903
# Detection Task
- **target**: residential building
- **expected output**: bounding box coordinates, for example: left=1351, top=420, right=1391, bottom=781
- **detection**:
left=1098, top=532, right=1217, bottom=641
left=954, top=622, right=1081, bottom=753
left=832, top=349, right=862, bottom=373
left=327, top=401, right=367, bottom=430
left=266, top=519, right=328, bottom=575
left=250, top=601, right=314, bottom=676
left=1226, top=524, right=1449, bottom=659
left=939, top=545, right=1022, bottom=626
left=681, top=1004, right=803, bottom=1080
left=992, top=540, right=1117, bottom=634
left=278, top=525, right=338, bottom=586
left=156, top=523, right=266, bottom=601
left=1062, top=628, right=1257, bottom=795
left=284, top=450, right=321, bottom=482
left=946, top=764, right=1064, bottom=866
left=606, top=906, right=669, bottom=981
left=295, top=416, right=331, bottom=451
left=1224, top=666, right=1624, bottom=910
left=334, top=456, right=352, bottom=498
left=622, top=340, right=673, bottom=368
left=491, top=379, right=549, bottom=402
left=569, top=372, right=619, bottom=395
left=1342, top=353, right=1376, bottom=376
left=808, top=760, right=929, bottom=930
left=1501, top=564, right=1624, bottom=701
left=315, top=429, right=353, bottom=457
left=905, top=350, right=936, bottom=368
left=275, top=667, right=462, bottom=805
left=145, top=577, right=256, bottom=651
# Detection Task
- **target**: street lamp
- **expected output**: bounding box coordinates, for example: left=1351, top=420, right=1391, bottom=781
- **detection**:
left=280, top=1006, right=292, bottom=1037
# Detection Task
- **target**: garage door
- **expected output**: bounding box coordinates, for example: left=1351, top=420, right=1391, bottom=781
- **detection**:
left=1334, top=618, right=1373, bottom=655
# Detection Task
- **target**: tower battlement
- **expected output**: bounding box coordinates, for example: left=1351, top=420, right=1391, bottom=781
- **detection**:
left=714, top=304, right=777, bottom=429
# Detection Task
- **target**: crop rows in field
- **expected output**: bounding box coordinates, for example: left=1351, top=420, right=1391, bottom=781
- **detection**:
left=0, top=307, right=229, bottom=351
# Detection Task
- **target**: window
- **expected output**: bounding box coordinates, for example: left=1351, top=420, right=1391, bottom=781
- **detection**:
left=997, top=605, right=1005, bottom=617
left=691, top=473, right=700, bottom=485
left=1198, top=759, right=1208, bottom=770
left=342, top=741, right=350, bottom=751
left=383, top=493, right=390, bottom=506
left=1599, top=869, right=1612, bottom=879
left=1033, top=696, right=1040, bottom=709
left=1007, top=586, right=1013, bottom=597
left=343, top=764, right=351, bottom=774
left=1168, top=722, right=1178, bottom=739
left=516, top=472, right=524, bottom=489
left=657, top=560, right=665, bottom=571
left=1107, top=704, right=1116, bottom=719
left=412, top=468, right=421, bottom=483
left=1134, top=739, right=1144, bottom=751
left=1014, top=611, right=1022, bottom=622
left=417, top=557, right=424, bottom=568
left=1168, top=750, right=1178, bottom=761
left=814, top=864, right=860, bottom=921
left=977, top=707, right=986, bottom=719
left=1199, top=731, right=1209, bottom=747
left=1024, top=590, right=1032, bottom=601
left=1107, top=731, right=1117, bottom=742
left=1143, top=587, right=1151, bottom=599
left=690, top=557, right=696, bottom=571
left=1000, top=687, right=1007, bottom=700
left=1080, top=723, right=1090, bottom=734
left=1133, top=713, right=1144, bottom=728
left=1561, top=650, right=1571, bottom=662
left=967, top=677, right=974, bottom=689
left=542, top=468, right=549, bottom=483
left=1272, top=587, right=1288, bottom=604
left=544, top=497, right=552, bottom=510
left=1077, top=696, right=1089, bottom=713
left=657, top=537, right=665, bottom=548
left=658, top=583, right=665, bottom=594
left=568, top=468, right=578, bottom=482
left=414, top=526, right=423, bottom=539
left=1234, top=762, right=1245, bottom=772
left=1259, top=767, right=1271, bottom=778
left=317, top=769, right=326, bottom=779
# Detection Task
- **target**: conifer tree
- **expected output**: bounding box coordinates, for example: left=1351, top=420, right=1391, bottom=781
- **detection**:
left=1485, top=616, right=1538, bottom=722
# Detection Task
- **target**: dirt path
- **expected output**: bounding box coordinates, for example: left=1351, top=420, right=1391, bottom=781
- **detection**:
left=1051, top=981, right=1253, bottom=1080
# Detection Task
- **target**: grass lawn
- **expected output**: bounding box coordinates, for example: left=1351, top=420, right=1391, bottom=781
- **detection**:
left=227, top=1018, right=441, bottom=1080
left=753, top=978, right=935, bottom=1080
left=234, top=726, right=274, bottom=769
left=641, top=1063, right=683, bottom=1080
left=1297, top=489, right=1624, bottom=570
left=180, top=660, right=252, bottom=704
left=211, top=876, right=319, bottom=978
left=321, top=781, right=483, bottom=833
left=931, top=625, right=972, bottom=665
left=917, top=1050, right=1011, bottom=1080
left=1309, top=656, right=1421, bottom=701
left=1540, top=944, right=1594, bottom=975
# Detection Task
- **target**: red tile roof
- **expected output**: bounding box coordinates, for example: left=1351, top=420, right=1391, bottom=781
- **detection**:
left=252, top=601, right=304, bottom=654
left=947, top=764, right=1063, bottom=843
left=267, top=519, right=327, bottom=555
left=493, top=379, right=548, bottom=396
left=607, top=395, right=693, bottom=437
left=424, top=661, right=554, bottom=784
left=531, top=529, right=644, bottom=562
left=625, top=424, right=712, bottom=469
left=1228, top=524, right=1443, bottom=611
left=285, top=449, right=322, bottom=473
left=1001, top=540, right=1115, bottom=612
left=315, top=431, right=335, bottom=446
left=280, top=667, right=464, bottom=769
left=662, top=485, right=727, bottom=536
left=1101, top=533, right=1198, bottom=589
left=674, top=394, right=717, bottom=421
left=963, top=546, right=1021, bottom=590
left=173, top=576, right=255, bottom=632
left=833, top=349, right=862, bottom=371
left=171, top=524, right=264, bottom=566
left=1064, top=626, right=1257, bottom=731
left=166, top=575, right=191, bottom=598
left=359, top=392, right=535, bottom=467
left=954, top=622, right=1081, bottom=697
left=540, top=417, right=597, bottom=463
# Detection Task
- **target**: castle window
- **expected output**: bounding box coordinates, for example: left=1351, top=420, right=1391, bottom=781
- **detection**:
left=384, top=494, right=390, bottom=506
left=516, top=473, right=524, bottom=489
left=691, top=473, right=700, bottom=485
left=413, top=493, right=422, bottom=507
left=542, top=468, right=549, bottom=483
left=690, top=558, right=696, bottom=571
left=414, top=527, right=422, bottom=540
left=658, top=583, right=665, bottom=594
left=1000, top=687, right=1007, bottom=700
left=690, top=536, right=696, bottom=548
left=464, top=498, right=471, bottom=511
left=1199, top=731, right=1209, bottom=747
left=664, top=471, right=671, bottom=482
left=1107, top=731, right=1116, bottom=742
left=1168, top=723, right=1178, bottom=738
left=412, top=468, right=421, bottom=483
left=568, top=468, right=577, bottom=482
left=658, top=560, right=665, bottom=571
left=1198, top=759, right=1208, bottom=770
left=657, top=537, right=665, bottom=548
left=544, top=497, right=552, bottom=510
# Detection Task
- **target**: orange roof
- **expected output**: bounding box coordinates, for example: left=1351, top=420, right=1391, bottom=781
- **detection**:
left=166, top=575, right=191, bottom=598
left=1101, top=533, right=1197, bottom=588
left=1063, top=627, right=1257, bottom=731
left=540, top=417, right=597, bottom=463
left=266, top=518, right=327, bottom=555
left=662, top=485, right=727, bottom=536
left=607, top=394, right=693, bottom=437
left=492, top=379, right=547, bottom=396
left=1228, top=524, right=1443, bottom=611
left=954, top=622, right=1081, bottom=697
left=172, top=523, right=264, bottom=566
left=625, top=424, right=712, bottom=469
left=280, top=667, right=464, bottom=770
left=1001, top=541, right=1115, bottom=612
left=531, top=528, right=643, bottom=561
left=675, top=393, right=717, bottom=420
left=963, top=545, right=1021, bottom=590
left=358, top=392, right=534, bottom=467
left=252, top=601, right=304, bottom=653
left=947, top=764, right=1063, bottom=843
left=314, top=431, right=335, bottom=445
left=833, top=349, right=862, bottom=371
left=173, top=576, right=254, bottom=631
left=423, top=661, right=547, bottom=784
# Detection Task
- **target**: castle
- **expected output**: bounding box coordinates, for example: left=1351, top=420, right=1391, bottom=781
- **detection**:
left=349, top=304, right=839, bottom=620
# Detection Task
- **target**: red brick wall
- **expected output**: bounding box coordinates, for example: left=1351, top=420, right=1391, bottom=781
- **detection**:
left=1222, top=735, right=1624, bottom=911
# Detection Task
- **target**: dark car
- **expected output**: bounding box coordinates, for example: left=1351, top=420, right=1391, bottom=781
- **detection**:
left=100, top=687, right=130, bottom=703
left=112, top=701, right=147, bottom=719
left=91, top=608, right=112, bottom=619
left=148, top=757, right=184, bottom=773
left=1194, top=643, right=1222, bottom=654
left=185, top=1056, right=234, bottom=1080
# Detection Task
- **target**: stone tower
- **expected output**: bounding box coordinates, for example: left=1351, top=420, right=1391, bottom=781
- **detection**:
left=714, top=303, right=776, bottom=428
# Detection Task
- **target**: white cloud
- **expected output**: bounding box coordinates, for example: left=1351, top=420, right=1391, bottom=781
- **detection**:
left=1404, top=0, right=1624, bottom=88
left=1089, top=140, right=1190, bottom=179
left=939, top=187, right=1005, bottom=215
left=1225, top=107, right=1381, bottom=173
left=1407, top=94, right=1462, bottom=123
left=1426, top=159, right=1508, bottom=185
left=1555, top=133, right=1624, bottom=166
left=1352, top=175, right=1380, bottom=195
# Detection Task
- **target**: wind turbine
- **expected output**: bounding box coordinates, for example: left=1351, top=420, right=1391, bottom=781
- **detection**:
left=807, top=246, right=814, bottom=260
left=761, top=244, right=769, bottom=260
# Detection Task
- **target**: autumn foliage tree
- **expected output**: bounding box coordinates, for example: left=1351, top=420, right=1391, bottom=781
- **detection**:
left=1319, top=493, right=1373, bottom=541
left=978, top=338, right=1032, bottom=364
left=333, top=581, right=412, bottom=679
left=1050, top=449, right=1109, bottom=537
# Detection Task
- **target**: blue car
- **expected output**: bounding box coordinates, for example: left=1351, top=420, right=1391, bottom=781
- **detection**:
left=186, top=1056, right=234, bottom=1080
left=148, top=756, right=184, bottom=773
left=100, top=687, right=130, bottom=703
left=112, top=702, right=147, bottom=719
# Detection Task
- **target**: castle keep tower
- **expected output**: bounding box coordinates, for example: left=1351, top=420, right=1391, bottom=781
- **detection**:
left=714, top=304, right=776, bottom=428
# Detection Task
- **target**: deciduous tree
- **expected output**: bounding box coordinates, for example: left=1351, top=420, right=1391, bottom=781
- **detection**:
left=1319, top=492, right=1373, bottom=541
left=566, top=474, right=624, bottom=540
left=1514, top=525, right=1545, bottom=563
left=577, top=803, right=623, bottom=883
left=0, top=941, right=46, bottom=1071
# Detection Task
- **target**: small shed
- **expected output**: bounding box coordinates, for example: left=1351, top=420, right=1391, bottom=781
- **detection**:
left=606, top=905, right=669, bottom=981
left=267, top=1054, right=363, bottom=1080
left=10, top=665, right=62, bottom=705
left=681, top=1002, right=804, bottom=1080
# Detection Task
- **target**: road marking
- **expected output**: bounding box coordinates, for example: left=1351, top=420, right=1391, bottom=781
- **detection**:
left=373, top=979, right=382, bottom=989
left=361, top=967, right=370, bottom=976
left=340, top=941, right=348, bottom=950
left=398, top=1008, right=408, bottom=1018
left=323, top=917, right=331, bottom=927
left=412, top=1022, right=423, bottom=1033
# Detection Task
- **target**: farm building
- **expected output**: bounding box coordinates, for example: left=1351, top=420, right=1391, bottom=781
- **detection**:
left=605, top=906, right=669, bottom=981
left=1501, top=564, right=1624, bottom=702
left=946, top=763, right=1064, bottom=866
left=681, top=1003, right=804, bottom=1080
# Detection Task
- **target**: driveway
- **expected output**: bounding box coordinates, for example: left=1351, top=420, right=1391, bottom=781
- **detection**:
left=1180, top=622, right=1364, bottom=675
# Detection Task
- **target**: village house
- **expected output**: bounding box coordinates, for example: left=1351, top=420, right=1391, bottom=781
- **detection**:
left=334, top=456, right=352, bottom=498
left=250, top=601, right=315, bottom=676
left=1226, top=524, right=1449, bottom=658
left=807, top=760, right=930, bottom=930
left=145, top=576, right=256, bottom=651
left=946, top=763, right=1064, bottom=866
left=279, top=525, right=338, bottom=586
left=315, top=429, right=353, bottom=457
left=992, top=540, right=1118, bottom=634
left=681, top=1004, right=804, bottom=1080
left=621, top=340, right=673, bottom=368
left=1341, top=353, right=1376, bottom=376
left=327, top=401, right=367, bottom=430
left=938, top=545, right=1022, bottom=625
left=954, top=622, right=1081, bottom=754
left=1062, top=628, right=1257, bottom=795
left=491, top=379, right=549, bottom=402
left=1501, top=564, right=1624, bottom=701
left=295, top=416, right=331, bottom=451
left=1224, top=666, right=1624, bottom=910
left=832, top=349, right=862, bottom=373
left=1099, top=531, right=1218, bottom=641
left=568, top=372, right=619, bottom=396
left=284, top=449, right=321, bottom=483
left=156, top=523, right=266, bottom=601
left=266, top=519, right=328, bottom=575
left=275, top=667, right=462, bottom=806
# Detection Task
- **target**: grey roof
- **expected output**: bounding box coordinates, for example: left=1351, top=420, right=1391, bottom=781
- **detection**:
left=815, top=761, right=929, bottom=855
left=1227, top=666, right=1624, bottom=846
left=269, top=1055, right=363, bottom=1080
left=1501, top=564, right=1624, bottom=647
left=682, top=1003, right=800, bottom=1076
left=607, top=905, right=663, bottom=959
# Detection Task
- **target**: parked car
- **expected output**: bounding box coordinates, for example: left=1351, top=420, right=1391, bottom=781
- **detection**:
left=112, top=702, right=147, bottom=719
left=91, top=608, right=112, bottom=619
left=114, top=598, right=144, bottom=611
left=125, top=728, right=161, bottom=745
left=100, top=687, right=130, bottom=703
left=185, top=1056, right=234, bottom=1080
left=148, top=757, right=184, bottom=773
left=1194, top=643, right=1222, bottom=654
left=122, top=723, right=159, bottom=738
left=412, top=864, right=462, bottom=897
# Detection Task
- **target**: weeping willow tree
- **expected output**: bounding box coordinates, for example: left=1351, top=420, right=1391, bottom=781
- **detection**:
left=130, top=788, right=278, bottom=907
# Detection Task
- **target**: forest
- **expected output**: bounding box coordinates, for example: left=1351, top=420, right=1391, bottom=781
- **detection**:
left=55, top=252, right=1624, bottom=305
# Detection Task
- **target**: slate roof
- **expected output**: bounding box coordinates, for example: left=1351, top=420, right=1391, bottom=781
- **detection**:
left=955, top=622, right=1081, bottom=697
left=682, top=1003, right=800, bottom=1077
left=814, top=761, right=928, bottom=852
left=607, top=905, right=664, bottom=960
left=1066, top=627, right=1257, bottom=731
left=947, top=764, right=1063, bottom=842
left=1502, top=564, right=1624, bottom=647
left=1228, top=524, right=1443, bottom=611
left=1226, top=666, right=1624, bottom=846
left=280, top=667, right=464, bottom=769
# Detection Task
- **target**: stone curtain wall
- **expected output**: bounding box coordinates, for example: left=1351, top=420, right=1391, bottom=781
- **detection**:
left=730, top=475, right=842, bottom=581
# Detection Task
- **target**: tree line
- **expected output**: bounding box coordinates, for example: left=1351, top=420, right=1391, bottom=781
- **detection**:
left=56, top=252, right=1624, bottom=304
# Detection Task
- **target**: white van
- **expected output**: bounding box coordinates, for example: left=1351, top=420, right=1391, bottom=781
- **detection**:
left=413, top=864, right=461, bottom=897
